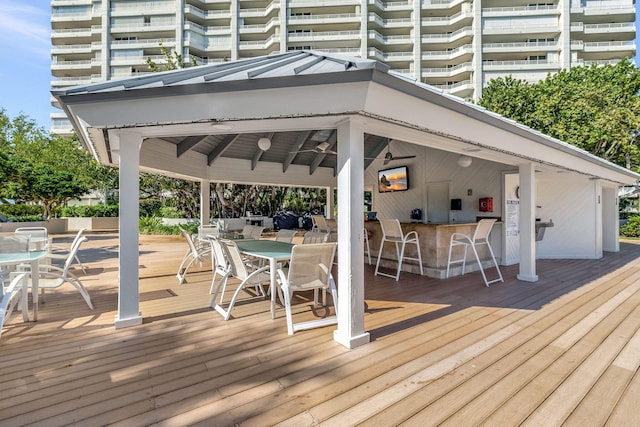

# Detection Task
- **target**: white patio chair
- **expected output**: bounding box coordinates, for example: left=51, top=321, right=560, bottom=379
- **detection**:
left=33, top=236, right=93, bottom=309
left=311, top=215, right=335, bottom=241
left=208, top=236, right=230, bottom=296
left=176, top=226, right=211, bottom=284
left=0, top=272, right=29, bottom=338
left=275, top=242, right=338, bottom=335
left=446, top=218, right=504, bottom=287
left=275, top=229, right=297, bottom=243
left=302, top=231, right=329, bottom=244
left=0, top=235, right=30, bottom=292
left=46, top=228, right=87, bottom=274
left=374, top=218, right=423, bottom=281
left=210, top=239, right=270, bottom=320
left=364, top=228, right=372, bottom=265
left=14, top=227, right=49, bottom=251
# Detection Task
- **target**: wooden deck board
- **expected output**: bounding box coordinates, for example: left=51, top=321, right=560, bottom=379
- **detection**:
left=0, top=233, right=639, bottom=426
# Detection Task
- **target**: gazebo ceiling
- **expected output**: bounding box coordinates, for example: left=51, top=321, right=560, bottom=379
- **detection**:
left=159, top=130, right=392, bottom=172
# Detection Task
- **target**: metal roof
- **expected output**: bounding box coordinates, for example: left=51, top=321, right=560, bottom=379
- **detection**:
left=53, top=50, right=640, bottom=184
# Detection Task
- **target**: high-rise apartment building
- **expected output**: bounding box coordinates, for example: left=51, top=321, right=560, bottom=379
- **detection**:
left=50, top=0, right=635, bottom=134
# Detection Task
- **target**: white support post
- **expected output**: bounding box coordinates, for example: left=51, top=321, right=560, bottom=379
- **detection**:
left=115, top=132, right=143, bottom=328
left=326, top=186, right=334, bottom=219
left=517, top=163, right=538, bottom=282
left=334, top=117, right=370, bottom=349
left=200, top=179, right=211, bottom=226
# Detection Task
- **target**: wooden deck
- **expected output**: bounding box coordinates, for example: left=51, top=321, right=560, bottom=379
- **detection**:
left=1, top=232, right=639, bottom=426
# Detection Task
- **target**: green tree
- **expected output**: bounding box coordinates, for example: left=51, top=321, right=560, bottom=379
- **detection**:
left=145, top=39, right=196, bottom=72
left=478, top=59, right=640, bottom=171
left=0, top=110, right=96, bottom=218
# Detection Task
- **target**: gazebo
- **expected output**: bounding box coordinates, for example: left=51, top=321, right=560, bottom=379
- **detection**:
left=53, top=50, right=640, bottom=349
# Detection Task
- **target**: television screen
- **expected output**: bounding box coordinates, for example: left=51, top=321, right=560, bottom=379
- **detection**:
left=378, top=166, right=409, bottom=193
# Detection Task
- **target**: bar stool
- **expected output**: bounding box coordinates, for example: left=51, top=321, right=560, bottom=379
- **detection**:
left=375, top=219, right=423, bottom=281
left=364, top=228, right=371, bottom=265
left=446, top=219, right=503, bottom=287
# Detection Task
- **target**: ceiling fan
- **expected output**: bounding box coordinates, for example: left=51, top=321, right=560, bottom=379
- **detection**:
left=369, top=139, right=416, bottom=165
left=291, top=141, right=337, bottom=155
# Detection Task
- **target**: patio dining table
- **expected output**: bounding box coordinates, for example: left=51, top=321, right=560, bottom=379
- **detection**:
left=0, top=248, right=48, bottom=322
left=234, top=239, right=294, bottom=318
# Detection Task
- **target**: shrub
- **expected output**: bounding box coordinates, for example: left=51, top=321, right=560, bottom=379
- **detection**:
left=139, top=217, right=199, bottom=235
left=140, top=199, right=162, bottom=217
left=0, top=204, right=44, bottom=220
left=60, top=204, right=119, bottom=217
left=620, top=215, right=640, bottom=238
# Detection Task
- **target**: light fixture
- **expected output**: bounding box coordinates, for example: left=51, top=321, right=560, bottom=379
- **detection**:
left=257, top=137, right=271, bottom=151
left=458, top=155, right=472, bottom=168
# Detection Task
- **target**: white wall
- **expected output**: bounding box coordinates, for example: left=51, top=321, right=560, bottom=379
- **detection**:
left=366, top=144, right=505, bottom=224
left=536, top=174, right=600, bottom=259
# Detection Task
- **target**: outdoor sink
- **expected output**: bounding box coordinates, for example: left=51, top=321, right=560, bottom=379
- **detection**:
left=535, top=219, right=554, bottom=241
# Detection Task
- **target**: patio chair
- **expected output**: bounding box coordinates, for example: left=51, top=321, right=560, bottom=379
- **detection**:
left=210, top=239, right=270, bottom=320
left=364, top=228, right=372, bottom=265
left=208, top=236, right=230, bottom=296
left=275, top=242, right=338, bottom=335
left=46, top=228, right=88, bottom=274
left=275, top=229, right=297, bottom=243
left=33, top=236, right=93, bottom=309
left=302, top=231, right=329, bottom=244
left=0, top=235, right=30, bottom=289
left=0, top=272, right=29, bottom=338
left=375, top=218, right=423, bottom=281
left=446, top=218, right=504, bottom=287
left=14, top=227, right=49, bottom=251
left=176, top=226, right=211, bottom=284
left=311, top=215, right=335, bottom=241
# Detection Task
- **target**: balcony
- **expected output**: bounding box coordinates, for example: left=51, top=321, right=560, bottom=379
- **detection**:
left=239, top=17, right=280, bottom=34
left=482, top=59, right=560, bottom=71
left=422, top=44, right=473, bottom=60
left=238, top=35, right=280, bottom=51
left=184, top=21, right=231, bottom=35
left=184, top=4, right=232, bottom=19
left=368, top=13, right=413, bottom=28
left=287, top=30, right=361, bottom=43
left=483, top=23, right=559, bottom=36
left=583, top=40, right=635, bottom=53
left=421, top=9, right=473, bottom=27
left=51, top=59, right=94, bottom=70
left=421, top=26, right=473, bottom=44
left=422, top=61, right=473, bottom=78
left=583, top=22, right=635, bottom=34
left=368, top=47, right=414, bottom=62
left=483, top=41, right=559, bottom=53
left=368, top=30, right=413, bottom=46
left=420, top=0, right=469, bottom=10
left=110, top=38, right=176, bottom=49
left=289, top=13, right=360, bottom=26
left=239, top=2, right=281, bottom=18
left=51, top=43, right=93, bottom=54
left=368, top=0, right=412, bottom=11
left=482, top=5, right=559, bottom=17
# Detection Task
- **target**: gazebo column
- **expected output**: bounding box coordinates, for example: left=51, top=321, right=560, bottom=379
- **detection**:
left=517, top=162, right=538, bottom=282
left=200, top=179, right=211, bottom=226
left=115, top=132, right=143, bottom=328
left=334, top=117, right=370, bottom=349
left=326, top=185, right=335, bottom=219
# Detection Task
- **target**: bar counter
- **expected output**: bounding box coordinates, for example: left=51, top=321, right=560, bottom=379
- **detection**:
left=364, top=221, right=502, bottom=279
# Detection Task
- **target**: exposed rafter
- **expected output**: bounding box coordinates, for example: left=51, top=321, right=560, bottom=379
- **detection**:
left=177, top=135, right=209, bottom=157
left=364, top=134, right=389, bottom=170
left=309, top=130, right=337, bottom=175
left=283, top=131, right=313, bottom=173
left=251, top=132, right=274, bottom=170
left=207, top=134, right=240, bottom=166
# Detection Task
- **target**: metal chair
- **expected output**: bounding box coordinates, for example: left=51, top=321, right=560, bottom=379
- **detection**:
left=364, top=228, right=371, bottom=265
left=208, top=236, right=230, bottom=295
left=33, top=236, right=93, bottom=309
left=0, top=273, right=29, bottom=338
left=275, top=242, right=338, bottom=335
left=446, top=219, right=504, bottom=287
left=311, top=215, right=335, bottom=241
left=210, top=239, right=270, bottom=320
left=302, top=231, right=329, bottom=244
left=47, top=228, right=87, bottom=274
left=374, top=218, right=423, bottom=281
left=176, top=226, right=211, bottom=284
left=275, top=229, right=298, bottom=243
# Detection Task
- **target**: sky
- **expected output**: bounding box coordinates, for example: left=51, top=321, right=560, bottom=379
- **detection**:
left=0, top=1, right=638, bottom=130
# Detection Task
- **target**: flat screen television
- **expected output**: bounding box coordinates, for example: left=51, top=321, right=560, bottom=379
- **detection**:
left=378, top=165, right=409, bottom=193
